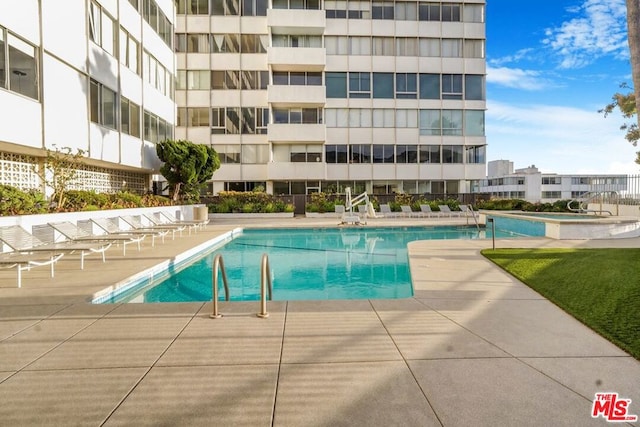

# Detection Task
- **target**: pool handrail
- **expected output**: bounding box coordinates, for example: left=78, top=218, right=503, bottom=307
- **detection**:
left=257, top=253, right=273, bottom=318
left=210, top=254, right=230, bottom=319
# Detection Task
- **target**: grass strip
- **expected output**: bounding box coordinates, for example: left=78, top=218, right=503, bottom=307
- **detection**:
left=481, top=248, right=640, bottom=360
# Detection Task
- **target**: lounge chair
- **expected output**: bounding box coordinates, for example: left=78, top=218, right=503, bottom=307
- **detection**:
left=91, top=217, right=168, bottom=247
left=160, top=211, right=209, bottom=230
left=120, top=215, right=184, bottom=240
left=438, top=205, right=462, bottom=217
left=0, top=251, right=64, bottom=288
left=400, top=205, right=416, bottom=217
left=419, top=204, right=437, bottom=217
left=379, top=204, right=398, bottom=218
left=49, top=221, right=145, bottom=256
left=0, top=225, right=111, bottom=270
left=335, top=205, right=345, bottom=215
left=143, top=213, right=192, bottom=235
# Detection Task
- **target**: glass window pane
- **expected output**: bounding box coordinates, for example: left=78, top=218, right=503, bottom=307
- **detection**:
left=465, top=75, right=484, bottom=100
left=372, top=72, right=393, bottom=98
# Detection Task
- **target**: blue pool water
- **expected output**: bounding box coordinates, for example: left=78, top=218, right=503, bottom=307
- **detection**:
left=102, top=226, right=526, bottom=303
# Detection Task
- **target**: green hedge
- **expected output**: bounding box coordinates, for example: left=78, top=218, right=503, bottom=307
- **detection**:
left=207, top=191, right=294, bottom=213
left=0, top=186, right=172, bottom=216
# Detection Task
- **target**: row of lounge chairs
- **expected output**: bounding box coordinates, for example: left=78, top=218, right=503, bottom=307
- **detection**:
left=339, top=204, right=478, bottom=219
left=0, top=211, right=209, bottom=288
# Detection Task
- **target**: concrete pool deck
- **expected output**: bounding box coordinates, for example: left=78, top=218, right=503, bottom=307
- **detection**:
left=0, top=216, right=638, bottom=426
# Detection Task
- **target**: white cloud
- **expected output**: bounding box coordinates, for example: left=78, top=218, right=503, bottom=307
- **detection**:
left=488, top=48, right=536, bottom=66
left=542, top=0, right=628, bottom=69
left=485, top=100, right=640, bottom=174
left=486, top=66, right=551, bottom=91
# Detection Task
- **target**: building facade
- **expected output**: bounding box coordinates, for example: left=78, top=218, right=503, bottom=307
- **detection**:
left=474, top=160, right=628, bottom=203
left=175, top=0, right=487, bottom=196
left=0, top=0, right=175, bottom=195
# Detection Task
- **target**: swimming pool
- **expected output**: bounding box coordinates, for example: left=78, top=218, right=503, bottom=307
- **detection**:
left=96, top=226, right=524, bottom=304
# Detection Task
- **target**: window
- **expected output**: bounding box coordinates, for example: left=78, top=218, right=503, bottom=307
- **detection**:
left=289, top=145, right=322, bottom=162
left=442, top=145, right=463, bottom=163
left=396, top=73, right=417, bottom=99
left=373, top=73, right=393, bottom=98
left=372, top=109, right=394, bottom=127
left=419, top=74, right=439, bottom=99
left=396, top=38, right=418, bottom=56
left=419, top=145, right=441, bottom=163
left=212, top=70, right=239, bottom=89
left=241, top=70, right=269, bottom=89
left=395, top=109, right=418, bottom=128
left=442, top=74, right=462, bottom=99
left=239, top=107, right=268, bottom=134
left=418, top=2, right=440, bottom=21
left=89, top=2, right=116, bottom=56
left=350, top=144, right=371, bottom=163
left=142, top=0, right=173, bottom=47
left=465, top=146, right=485, bottom=164
left=465, top=75, right=484, bottom=100
left=119, top=28, right=140, bottom=75
left=272, top=71, right=321, bottom=86
left=226, top=107, right=241, bottom=134
left=349, top=36, right=371, bottom=55
left=325, top=0, right=347, bottom=18
left=211, top=108, right=225, bottom=133
left=242, top=0, right=267, bottom=16
left=348, top=1, right=370, bottom=19
left=395, top=145, right=418, bottom=163
left=181, top=0, right=208, bottom=14
left=395, top=2, right=417, bottom=20
left=211, top=0, right=240, bottom=15
left=372, top=1, right=394, bottom=19
left=441, top=3, right=461, bottom=21
left=464, top=39, right=484, bottom=58
left=442, top=39, right=462, bottom=57
left=326, top=72, right=347, bottom=98
left=325, top=145, right=348, bottom=163
left=1, top=30, right=39, bottom=100
left=464, top=111, right=485, bottom=136
left=542, top=191, right=562, bottom=199
left=120, top=97, right=141, bottom=137
left=214, top=145, right=241, bottom=163
left=542, top=177, right=561, bottom=185
left=442, top=110, right=463, bottom=136
left=177, top=70, right=211, bottom=90
left=349, top=72, right=370, bottom=98
left=89, top=79, right=116, bottom=129
left=373, top=37, right=394, bottom=55
left=419, top=38, right=440, bottom=56
left=464, top=4, right=484, bottom=23
left=241, top=145, right=269, bottom=164
left=326, top=36, right=348, bottom=54
left=372, top=145, right=394, bottom=163
left=419, top=110, right=441, bottom=135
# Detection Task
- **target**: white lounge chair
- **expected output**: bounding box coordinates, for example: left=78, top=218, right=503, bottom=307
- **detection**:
left=121, top=215, right=184, bottom=240
left=438, top=205, right=462, bottom=217
left=0, top=251, right=64, bottom=288
left=49, top=221, right=145, bottom=256
left=91, top=217, right=167, bottom=247
left=459, top=205, right=479, bottom=218
left=419, top=204, right=437, bottom=217
left=0, top=225, right=111, bottom=270
left=379, top=204, right=398, bottom=218
left=400, top=205, right=416, bottom=217
left=161, top=211, right=209, bottom=231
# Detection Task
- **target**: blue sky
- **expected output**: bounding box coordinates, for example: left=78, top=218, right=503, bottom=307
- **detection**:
left=485, top=0, right=639, bottom=174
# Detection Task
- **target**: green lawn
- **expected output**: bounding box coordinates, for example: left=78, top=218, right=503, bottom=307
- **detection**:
left=481, top=248, right=640, bottom=360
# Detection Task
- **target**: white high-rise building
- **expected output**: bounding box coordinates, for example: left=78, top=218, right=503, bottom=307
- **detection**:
left=0, top=0, right=175, bottom=194
left=175, top=0, right=486, bottom=196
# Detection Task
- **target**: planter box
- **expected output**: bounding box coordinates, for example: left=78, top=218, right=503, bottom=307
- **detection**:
left=209, top=212, right=294, bottom=219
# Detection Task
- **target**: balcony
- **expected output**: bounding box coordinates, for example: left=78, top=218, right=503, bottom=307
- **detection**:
left=268, top=47, right=326, bottom=71
left=267, top=85, right=326, bottom=107
left=267, top=9, right=325, bottom=35
left=268, top=123, right=326, bottom=143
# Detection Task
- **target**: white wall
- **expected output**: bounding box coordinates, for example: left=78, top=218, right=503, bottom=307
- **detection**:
left=41, top=0, right=88, bottom=73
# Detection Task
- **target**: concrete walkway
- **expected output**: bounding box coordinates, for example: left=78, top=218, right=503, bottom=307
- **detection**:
left=0, top=217, right=638, bottom=426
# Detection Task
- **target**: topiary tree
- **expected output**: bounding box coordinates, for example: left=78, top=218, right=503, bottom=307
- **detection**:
left=156, top=139, right=220, bottom=203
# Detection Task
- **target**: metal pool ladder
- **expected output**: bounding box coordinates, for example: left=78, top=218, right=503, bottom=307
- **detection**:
left=210, top=254, right=230, bottom=319
left=257, top=253, right=273, bottom=318
left=210, top=253, right=273, bottom=319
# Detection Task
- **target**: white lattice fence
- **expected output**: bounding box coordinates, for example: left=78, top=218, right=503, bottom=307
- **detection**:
left=0, top=152, right=40, bottom=190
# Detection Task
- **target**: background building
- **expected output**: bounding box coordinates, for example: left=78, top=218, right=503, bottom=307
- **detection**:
left=474, top=160, right=628, bottom=203
left=175, top=0, right=487, bottom=196
left=0, top=0, right=175, bottom=195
